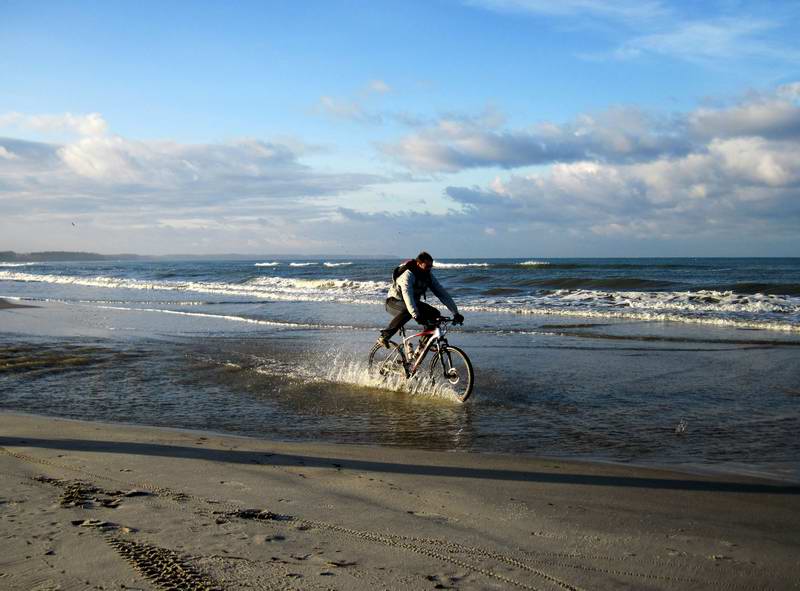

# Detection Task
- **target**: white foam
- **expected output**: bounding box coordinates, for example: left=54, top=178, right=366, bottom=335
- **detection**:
left=323, top=262, right=352, bottom=267
left=91, top=304, right=354, bottom=330
left=519, top=260, right=550, bottom=266
left=289, top=262, right=317, bottom=267
left=464, top=288, right=800, bottom=332
left=308, top=351, right=465, bottom=401
left=245, top=275, right=387, bottom=295
left=254, top=262, right=280, bottom=267
left=0, top=262, right=39, bottom=267
left=0, top=270, right=386, bottom=306
left=434, top=262, right=491, bottom=269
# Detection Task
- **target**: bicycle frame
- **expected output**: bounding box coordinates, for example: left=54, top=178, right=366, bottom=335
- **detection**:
left=396, top=320, right=449, bottom=376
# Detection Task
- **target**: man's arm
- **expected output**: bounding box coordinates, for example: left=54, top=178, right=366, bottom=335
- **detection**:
left=397, top=270, right=421, bottom=318
left=430, top=274, right=459, bottom=315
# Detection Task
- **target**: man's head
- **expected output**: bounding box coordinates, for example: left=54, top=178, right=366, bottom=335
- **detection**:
left=415, top=251, right=433, bottom=272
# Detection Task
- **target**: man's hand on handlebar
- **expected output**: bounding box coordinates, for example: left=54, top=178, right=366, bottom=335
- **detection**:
left=453, top=313, right=464, bottom=325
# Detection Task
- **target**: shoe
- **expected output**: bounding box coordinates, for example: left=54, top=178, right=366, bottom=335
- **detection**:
left=376, top=335, right=390, bottom=349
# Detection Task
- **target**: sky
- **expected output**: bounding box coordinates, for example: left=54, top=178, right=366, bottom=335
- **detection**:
left=1, top=0, right=799, bottom=257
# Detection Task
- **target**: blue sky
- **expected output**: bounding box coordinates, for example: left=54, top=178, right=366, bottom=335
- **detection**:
left=1, top=0, right=799, bottom=256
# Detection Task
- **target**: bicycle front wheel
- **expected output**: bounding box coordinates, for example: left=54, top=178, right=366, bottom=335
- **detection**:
left=428, top=345, right=474, bottom=402
left=368, top=342, right=408, bottom=380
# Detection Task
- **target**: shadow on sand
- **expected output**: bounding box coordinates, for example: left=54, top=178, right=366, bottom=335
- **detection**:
left=2, top=436, right=798, bottom=495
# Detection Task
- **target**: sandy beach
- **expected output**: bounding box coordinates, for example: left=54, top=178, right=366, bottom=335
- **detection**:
left=1, top=412, right=798, bottom=590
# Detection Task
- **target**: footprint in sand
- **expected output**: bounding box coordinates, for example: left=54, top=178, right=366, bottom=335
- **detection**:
left=218, top=480, right=249, bottom=490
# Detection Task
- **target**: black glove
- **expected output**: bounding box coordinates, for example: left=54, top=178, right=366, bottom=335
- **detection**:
left=453, top=313, right=464, bottom=325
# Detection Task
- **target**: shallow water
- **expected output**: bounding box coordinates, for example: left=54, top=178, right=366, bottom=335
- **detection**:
left=2, top=258, right=799, bottom=482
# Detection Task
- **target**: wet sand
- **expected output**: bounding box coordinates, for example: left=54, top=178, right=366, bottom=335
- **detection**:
left=1, top=412, right=798, bottom=590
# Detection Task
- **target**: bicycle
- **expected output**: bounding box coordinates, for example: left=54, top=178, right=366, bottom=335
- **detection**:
left=368, top=317, right=474, bottom=402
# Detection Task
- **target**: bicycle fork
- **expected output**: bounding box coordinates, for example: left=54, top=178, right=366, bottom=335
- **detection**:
left=409, top=334, right=445, bottom=375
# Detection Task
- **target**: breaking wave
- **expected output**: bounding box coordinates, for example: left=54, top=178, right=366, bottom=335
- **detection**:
left=514, top=277, right=675, bottom=290
left=2, top=270, right=798, bottom=331
left=323, top=262, right=353, bottom=267
left=434, top=262, right=491, bottom=269
left=0, top=270, right=387, bottom=305
left=467, top=288, right=800, bottom=331
left=254, top=262, right=280, bottom=267
left=289, top=262, right=317, bottom=267
left=519, top=260, right=550, bottom=266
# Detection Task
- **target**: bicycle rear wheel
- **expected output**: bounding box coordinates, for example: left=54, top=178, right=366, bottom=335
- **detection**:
left=368, top=342, right=408, bottom=379
left=428, top=345, right=474, bottom=402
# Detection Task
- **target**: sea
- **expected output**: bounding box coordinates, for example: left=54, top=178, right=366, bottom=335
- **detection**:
left=2, top=257, right=799, bottom=481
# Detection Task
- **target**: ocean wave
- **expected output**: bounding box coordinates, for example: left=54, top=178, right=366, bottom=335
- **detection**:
left=3, top=270, right=799, bottom=331
left=434, top=262, right=491, bottom=269
left=507, top=262, right=702, bottom=270
left=289, top=262, right=317, bottom=267
left=710, top=282, right=800, bottom=297
left=466, top=303, right=800, bottom=332
left=0, top=262, right=39, bottom=267
left=254, top=262, right=280, bottom=267
left=467, top=288, right=800, bottom=331
left=519, top=260, right=550, bottom=266
left=0, top=270, right=387, bottom=306
left=245, top=275, right=386, bottom=294
left=482, top=287, right=524, bottom=296
left=323, top=262, right=352, bottom=267
left=514, top=277, right=675, bottom=290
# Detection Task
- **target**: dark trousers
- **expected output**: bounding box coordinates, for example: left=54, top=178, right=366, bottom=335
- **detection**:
left=381, top=297, right=440, bottom=340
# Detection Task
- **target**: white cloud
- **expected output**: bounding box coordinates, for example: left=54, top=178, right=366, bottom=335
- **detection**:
left=0, top=119, right=393, bottom=254
left=381, top=105, right=691, bottom=172
left=466, top=0, right=667, bottom=23
left=442, top=133, right=800, bottom=238
left=0, top=111, right=108, bottom=137
left=317, top=95, right=382, bottom=124
left=368, top=79, right=392, bottom=94
left=618, top=18, right=800, bottom=63
left=689, top=96, right=800, bottom=140
left=0, top=123, right=385, bottom=220
left=316, top=79, right=400, bottom=124
left=0, top=146, right=19, bottom=160
left=382, top=86, right=800, bottom=173
left=469, top=1, right=799, bottom=65
left=778, top=82, right=800, bottom=99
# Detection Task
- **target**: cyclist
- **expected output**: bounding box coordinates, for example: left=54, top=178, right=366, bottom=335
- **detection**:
left=377, top=251, right=464, bottom=348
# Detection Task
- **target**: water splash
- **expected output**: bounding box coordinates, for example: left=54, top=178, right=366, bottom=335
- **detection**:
left=320, top=353, right=464, bottom=401
left=237, top=348, right=463, bottom=402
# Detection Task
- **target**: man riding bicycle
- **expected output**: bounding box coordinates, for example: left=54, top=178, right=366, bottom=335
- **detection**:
left=377, top=251, right=464, bottom=348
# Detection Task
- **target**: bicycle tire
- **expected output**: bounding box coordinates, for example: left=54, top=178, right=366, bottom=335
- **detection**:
left=368, top=341, right=408, bottom=379
left=428, top=344, right=474, bottom=402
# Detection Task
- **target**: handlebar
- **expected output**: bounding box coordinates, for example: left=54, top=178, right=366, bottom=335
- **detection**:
left=435, top=316, right=463, bottom=326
